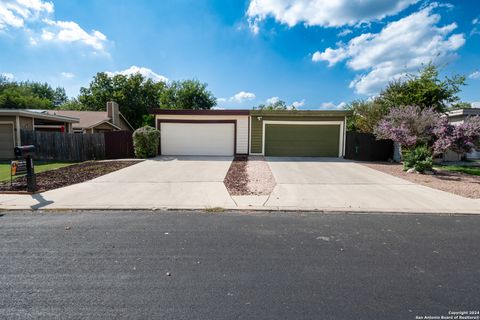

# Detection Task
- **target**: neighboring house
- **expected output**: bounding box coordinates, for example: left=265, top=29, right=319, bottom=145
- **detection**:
left=151, top=109, right=349, bottom=157
left=48, top=101, right=133, bottom=134
left=0, top=109, right=79, bottom=159
left=445, top=108, right=480, bottom=160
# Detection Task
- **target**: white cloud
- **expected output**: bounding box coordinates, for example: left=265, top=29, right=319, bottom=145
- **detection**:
left=473, top=17, right=479, bottom=25
left=471, top=102, right=480, bottom=108
left=246, top=0, right=419, bottom=34
left=321, top=101, right=346, bottom=109
left=0, top=0, right=53, bottom=29
left=232, top=91, right=256, bottom=103
left=61, top=72, right=74, bottom=79
left=312, top=47, right=348, bottom=66
left=0, top=0, right=108, bottom=53
left=312, top=4, right=465, bottom=95
left=218, top=91, right=256, bottom=104
left=338, top=29, right=353, bottom=37
left=233, top=91, right=256, bottom=103
left=321, top=102, right=335, bottom=108
left=266, top=96, right=280, bottom=104
left=106, top=66, right=168, bottom=82
left=41, top=19, right=107, bottom=51
left=469, top=71, right=480, bottom=79
left=291, top=99, right=305, bottom=108
left=1, top=72, right=15, bottom=80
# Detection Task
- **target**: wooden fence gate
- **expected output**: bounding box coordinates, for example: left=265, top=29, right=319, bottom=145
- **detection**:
left=104, top=130, right=135, bottom=159
left=345, top=132, right=393, bottom=161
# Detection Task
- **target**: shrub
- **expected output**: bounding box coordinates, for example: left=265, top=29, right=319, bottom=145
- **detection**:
left=132, top=126, right=160, bottom=158
left=402, top=145, right=433, bottom=173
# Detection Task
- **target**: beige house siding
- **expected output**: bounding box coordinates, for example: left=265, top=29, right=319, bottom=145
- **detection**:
left=155, top=114, right=249, bottom=154
left=118, top=117, right=132, bottom=131
left=19, top=116, right=34, bottom=131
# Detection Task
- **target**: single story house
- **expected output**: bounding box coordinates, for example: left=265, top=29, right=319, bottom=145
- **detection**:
left=0, top=109, right=79, bottom=159
left=445, top=108, right=480, bottom=160
left=151, top=109, right=349, bottom=157
left=47, top=101, right=133, bottom=133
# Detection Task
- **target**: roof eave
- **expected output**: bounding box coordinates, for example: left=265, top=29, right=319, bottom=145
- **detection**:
left=149, top=109, right=250, bottom=116
left=84, top=119, right=122, bottom=130
left=250, top=109, right=352, bottom=116
left=0, top=109, right=80, bottom=123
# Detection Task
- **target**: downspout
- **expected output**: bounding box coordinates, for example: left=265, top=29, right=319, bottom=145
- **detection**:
left=343, top=115, right=347, bottom=157
left=15, top=116, right=21, bottom=146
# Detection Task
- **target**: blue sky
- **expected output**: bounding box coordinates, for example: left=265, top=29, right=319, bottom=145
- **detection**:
left=1, top=0, right=479, bottom=110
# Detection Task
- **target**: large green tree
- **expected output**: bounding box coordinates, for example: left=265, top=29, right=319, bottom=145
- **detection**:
left=78, top=72, right=166, bottom=128
left=345, top=100, right=388, bottom=133
left=0, top=76, right=67, bottom=109
left=347, top=64, right=469, bottom=133
left=158, top=79, right=216, bottom=110
left=376, top=64, right=466, bottom=113
left=77, top=75, right=216, bottom=128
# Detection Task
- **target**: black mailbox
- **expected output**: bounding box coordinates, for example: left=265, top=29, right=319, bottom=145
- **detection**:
left=12, top=145, right=36, bottom=192
left=14, top=145, right=36, bottom=158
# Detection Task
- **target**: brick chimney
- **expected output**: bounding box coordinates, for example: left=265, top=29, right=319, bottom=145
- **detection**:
left=107, top=101, right=120, bottom=127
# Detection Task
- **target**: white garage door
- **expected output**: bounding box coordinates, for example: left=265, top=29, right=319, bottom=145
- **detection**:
left=0, top=123, right=15, bottom=159
left=161, top=122, right=235, bottom=156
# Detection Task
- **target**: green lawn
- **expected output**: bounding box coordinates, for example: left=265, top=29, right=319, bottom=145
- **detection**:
left=434, top=164, right=480, bottom=176
left=0, top=161, right=76, bottom=182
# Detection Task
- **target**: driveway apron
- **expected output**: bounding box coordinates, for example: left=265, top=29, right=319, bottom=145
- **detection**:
left=264, top=157, right=480, bottom=214
left=0, top=156, right=236, bottom=210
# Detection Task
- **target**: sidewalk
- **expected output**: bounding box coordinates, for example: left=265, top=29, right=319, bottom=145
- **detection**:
left=2, top=184, right=480, bottom=214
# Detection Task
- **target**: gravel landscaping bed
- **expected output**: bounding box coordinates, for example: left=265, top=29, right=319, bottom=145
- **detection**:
left=362, top=162, right=480, bottom=199
left=0, top=160, right=140, bottom=193
left=224, top=156, right=276, bottom=195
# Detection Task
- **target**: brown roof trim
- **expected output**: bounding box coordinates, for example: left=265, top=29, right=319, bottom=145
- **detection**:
left=149, top=109, right=250, bottom=115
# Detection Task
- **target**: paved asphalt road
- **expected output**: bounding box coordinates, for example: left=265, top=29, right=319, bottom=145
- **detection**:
left=0, top=211, right=479, bottom=320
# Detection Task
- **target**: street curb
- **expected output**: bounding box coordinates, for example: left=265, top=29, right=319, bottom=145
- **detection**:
left=1, top=207, right=479, bottom=216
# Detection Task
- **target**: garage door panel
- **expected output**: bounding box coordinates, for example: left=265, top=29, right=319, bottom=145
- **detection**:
left=265, top=124, right=340, bottom=157
left=161, top=123, right=235, bottom=156
left=0, top=123, right=15, bottom=159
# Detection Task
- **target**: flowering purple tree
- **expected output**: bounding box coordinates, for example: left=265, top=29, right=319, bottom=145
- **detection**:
left=375, top=105, right=480, bottom=158
left=374, top=106, right=440, bottom=149
left=433, top=116, right=480, bottom=155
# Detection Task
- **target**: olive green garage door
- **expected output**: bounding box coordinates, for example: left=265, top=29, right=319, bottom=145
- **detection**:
left=265, top=123, right=340, bottom=157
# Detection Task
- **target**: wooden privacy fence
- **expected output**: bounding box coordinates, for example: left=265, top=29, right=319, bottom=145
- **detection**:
left=20, top=130, right=135, bottom=161
left=345, top=132, right=393, bottom=161
left=20, top=130, right=105, bottom=161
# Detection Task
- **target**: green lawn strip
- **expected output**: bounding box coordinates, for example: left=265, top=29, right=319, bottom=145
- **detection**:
left=0, top=162, right=77, bottom=182
left=434, top=165, right=480, bottom=176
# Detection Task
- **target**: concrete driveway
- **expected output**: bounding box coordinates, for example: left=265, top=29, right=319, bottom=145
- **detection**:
left=264, top=157, right=480, bottom=214
left=1, top=156, right=480, bottom=213
left=0, top=157, right=236, bottom=210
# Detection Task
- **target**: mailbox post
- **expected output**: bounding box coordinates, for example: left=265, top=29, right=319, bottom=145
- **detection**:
left=14, top=145, right=36, bottom=192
